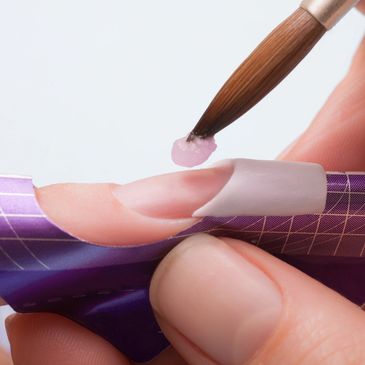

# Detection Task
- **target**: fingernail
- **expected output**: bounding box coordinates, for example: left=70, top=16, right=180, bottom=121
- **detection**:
left=112, top=162, right=233, bottom=219
left=150, top=234, right=282, bottom=365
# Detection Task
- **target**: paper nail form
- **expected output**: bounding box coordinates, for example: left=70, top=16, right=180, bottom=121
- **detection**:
left=0, top=169, right=365, bottom=361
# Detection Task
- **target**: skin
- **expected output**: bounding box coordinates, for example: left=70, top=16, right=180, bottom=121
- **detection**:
left=2, top=3, right=365, bottom=364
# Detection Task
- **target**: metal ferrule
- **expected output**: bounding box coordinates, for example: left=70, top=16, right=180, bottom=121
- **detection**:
left=300, top=0, right=360, bottom=29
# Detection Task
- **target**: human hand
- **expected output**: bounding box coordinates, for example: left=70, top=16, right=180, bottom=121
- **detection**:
left=148, top=8, right=365, bottom=365
left=3, top=4, right=365, bottom=365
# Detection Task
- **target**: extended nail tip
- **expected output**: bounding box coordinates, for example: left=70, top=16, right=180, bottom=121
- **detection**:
left=208, top=159, right=235, bottom=168
left=191, top=207, right=207, bottom=218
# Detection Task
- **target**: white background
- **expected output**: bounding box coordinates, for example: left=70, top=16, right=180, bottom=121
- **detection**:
left=0, top=0, right=363, bottom=350
left=0, top=1, right=363, bottom=186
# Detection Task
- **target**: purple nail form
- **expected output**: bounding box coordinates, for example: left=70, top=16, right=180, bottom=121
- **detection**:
left=0, top=173, right=365, bottom=361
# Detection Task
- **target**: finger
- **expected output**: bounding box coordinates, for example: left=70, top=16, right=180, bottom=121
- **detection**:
left=138, top=347, right=188, bottom=365
left=10, top=10, right=365, bottom=365
left=35, top=163, right=232, bottom=246
left=8, top=167, right=233, bottom=364
left=358, top=0, right=365, bottom=13
left=6, top=312, right=188, bottom=365
left=279, top=35, right=365, bottom=170
left=0, top=348, right=11, bottom=365
left=6, top=313, right=130, bottom=365
left=150, top=234, right=365, bottom=365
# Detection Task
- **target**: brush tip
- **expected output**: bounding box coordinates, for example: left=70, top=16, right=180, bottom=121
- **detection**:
left=186, top=132, right=195, bottom=143
left=187, top=130, right=212, bottom=142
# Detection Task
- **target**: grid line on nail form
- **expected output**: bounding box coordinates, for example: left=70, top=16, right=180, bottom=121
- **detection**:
left=333, top=174, right=351, bottom=256
left=1, top=173, right=365, bottom=266
left=0, top=201, right=50, bottom=270
left=1, top=174, right=365, bottom=363
left=0, top=177, right=54, bottom=270
left=186, top=174, right=365, bottom=257
left=280, top=216, right=294, bottom=254
left=256, top=216, right=267, bottom=247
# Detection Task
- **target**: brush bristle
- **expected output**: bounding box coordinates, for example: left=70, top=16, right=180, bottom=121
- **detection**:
left=191, top=8, right=326, bottom=138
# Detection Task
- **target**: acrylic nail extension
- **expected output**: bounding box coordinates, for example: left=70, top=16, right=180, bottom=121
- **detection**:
left=113, top=158, right=327, bottom=221
left=193, top=159, right=327, bottom=217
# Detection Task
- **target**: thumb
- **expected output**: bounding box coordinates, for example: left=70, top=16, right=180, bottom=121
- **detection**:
left=150, top=234, right=365, bottom=365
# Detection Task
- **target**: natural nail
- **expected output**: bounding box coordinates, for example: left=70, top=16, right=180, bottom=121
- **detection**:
left=112, top=163, right=233, bottom=219
left=150, top=234, right=282, bottom=365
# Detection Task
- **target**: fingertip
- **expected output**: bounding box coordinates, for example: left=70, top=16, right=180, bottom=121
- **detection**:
left=6, top=313, right=129, bottom=365
left=150, top=234, right=282, bottom=365
left=35, top=183, right=195, bottom=246
left=357, top=1, right=365, bottom=14
left=349, top=35, right=365, bottom=75
left=279, top=35, right=365, bottom=169
left=151, top=234, right=365, bottom=365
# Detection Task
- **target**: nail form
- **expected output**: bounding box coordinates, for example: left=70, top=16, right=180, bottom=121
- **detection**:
left=0, top=169, right=365, bottom=361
